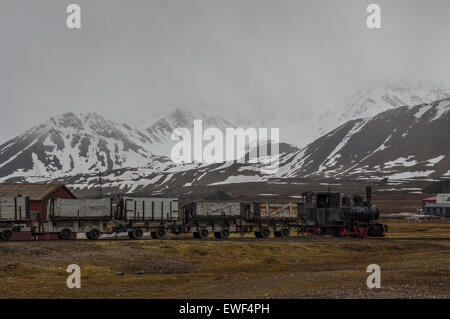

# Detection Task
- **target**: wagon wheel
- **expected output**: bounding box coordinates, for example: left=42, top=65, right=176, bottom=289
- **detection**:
left=219, top=228, right=230, bottom=239
left=88, top=228, right=100, bottom=240
left=59, top=228, right=72, bottom=240
left=214, top=232, right=221, bottom=239
left=280, top=228, right=290, bottom=238
left=128, top=231, right=136, bottom=240
left=155, top=229, right=166, bottom=239
left=306, top=227, right=318, bottom=235
left=254, top=231, right=262, bottom=238
left=199, top=228, right=209, bottom=239
left=338, top=227, right=347, bottom=237
left=260, top=228, right=271, bottom=239
left=132, top=228, right=144, bottom=240
left=0, top=229, right=12, bottom=241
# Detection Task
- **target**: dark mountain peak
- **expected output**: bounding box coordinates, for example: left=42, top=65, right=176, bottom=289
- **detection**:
left=50, top=112, right=84, bottom=130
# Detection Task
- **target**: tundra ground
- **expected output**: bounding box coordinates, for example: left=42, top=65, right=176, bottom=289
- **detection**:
left=0, top=219, right=449, bottom=299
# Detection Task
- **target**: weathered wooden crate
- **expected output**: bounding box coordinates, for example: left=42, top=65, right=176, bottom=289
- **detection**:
left=191, top=202, right=243, bottom=218
left=120, top=197, right=179, bottom=221
left=0, top=197, right=29, bottom=221
left=254, top=202, right=299, bottom=219
left=50, top=199, right=111, bottom=219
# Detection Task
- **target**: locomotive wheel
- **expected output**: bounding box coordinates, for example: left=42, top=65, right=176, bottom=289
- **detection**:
left=128, top=231, right=136, bottom=240
left=332, top=228, right=341, bottom=236
left=88, top=229, right=100, bottom=240
left=306, top=227, right=318, bottom=235
left=0, top=229, right=12, bottom=241
left=132, top=228, right=144, bottom=240
left=153, top=229, right=166, bottom=239
left=280, top=228, right=290, bottom=238
left=219, top=228, right=230, bottom=239
left=254, top=231, right=262, bottom=238
left=199, top=228, right=209, bottom=239
left=59, top=228, right=72, bottom=240
left=260, top=228, right=271, bottom=239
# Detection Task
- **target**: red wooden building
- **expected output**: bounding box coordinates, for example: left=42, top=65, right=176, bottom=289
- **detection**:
left=0, top=183, right=76, bottom=240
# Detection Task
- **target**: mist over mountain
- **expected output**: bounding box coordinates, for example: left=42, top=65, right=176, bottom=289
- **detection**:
left=297, top=82, right=450, bottom=146
left=1, top=84, right=449, bottom=194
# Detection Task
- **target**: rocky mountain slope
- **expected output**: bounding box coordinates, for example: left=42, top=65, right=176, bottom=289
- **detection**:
left=279, top=98, right=450, bottom=180
left=0, top=112, right=173, bottom=182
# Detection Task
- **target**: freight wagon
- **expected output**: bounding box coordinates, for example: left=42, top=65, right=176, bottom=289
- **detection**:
left=251, top=202, right=302, bottom=238
left=114, top=197, right=181, bottom=239
left=183, top=202, right=246, bottom=238
left=33, top=198, right=114, bottom=240
left=0, top=196, right=30, bottom=241
left=183, top=201, right=303, bottom=239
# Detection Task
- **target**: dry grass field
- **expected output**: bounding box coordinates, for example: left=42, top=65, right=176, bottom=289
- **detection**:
left=0, top=219, right=449, bottom=299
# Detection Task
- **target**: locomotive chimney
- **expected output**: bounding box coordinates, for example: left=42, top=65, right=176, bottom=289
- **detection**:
left=366, top=186, right=372, bottom=206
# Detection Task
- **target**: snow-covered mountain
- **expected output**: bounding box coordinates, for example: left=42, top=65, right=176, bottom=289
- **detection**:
left=1, top=84, right=450, bottom=194
left=0, top=112, right=173, bottom=182
left=278, top=97, right=450, bottom=180
left=55, top=97, right=450, bottom=195
left=310, top=82, right=450, bottom=141
left=138, top=107, right=261, bottom=156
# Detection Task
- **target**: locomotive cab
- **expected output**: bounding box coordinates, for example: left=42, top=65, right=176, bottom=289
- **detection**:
left=302, top=191, right=342, bottom=208
left=316, top=192, right=341, bottom=208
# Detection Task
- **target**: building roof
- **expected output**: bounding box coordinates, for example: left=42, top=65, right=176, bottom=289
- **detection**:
left=0, top=183, right=76, bottom=201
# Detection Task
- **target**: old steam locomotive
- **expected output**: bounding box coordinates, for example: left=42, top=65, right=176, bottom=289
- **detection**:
left=300, top=186, right=387, bottom=237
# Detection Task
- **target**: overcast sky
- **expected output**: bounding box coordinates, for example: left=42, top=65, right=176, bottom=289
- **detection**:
left=1, top=0, right=450, bottom=142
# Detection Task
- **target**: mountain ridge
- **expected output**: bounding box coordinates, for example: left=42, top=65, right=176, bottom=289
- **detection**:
left=1, top=85, right=450, bottom=194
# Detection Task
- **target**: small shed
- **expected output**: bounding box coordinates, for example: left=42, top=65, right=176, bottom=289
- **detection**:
left=0, top=183, right=76, bottom=239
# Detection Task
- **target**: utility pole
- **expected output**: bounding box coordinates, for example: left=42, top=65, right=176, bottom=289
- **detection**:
left=97, top=170, right=103, bottom=199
